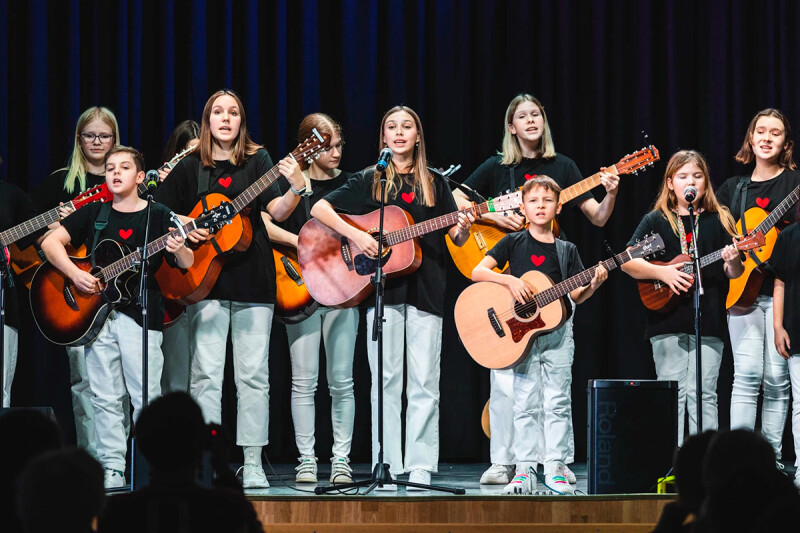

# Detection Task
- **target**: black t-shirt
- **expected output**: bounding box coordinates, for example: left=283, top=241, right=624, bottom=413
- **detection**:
left=769, top=222, right=800, bottom=353
left=627, top=210, right=733, bottom=340
left=322, top=168, right=458, bottom=317
left=275, top=170, right=353, bottom=235
left=1, top=181, right=38, bottom=329
left=61, top=201, right=178, bottom=331
left=715, top=169, right=800, bottom=297
left=155, top=150, right=281, bottom=303
left=32, top=169, right=106, bottom=213
left=487, top=231, right=584, bottom=320
left=463, top=153, right=593, bottom=207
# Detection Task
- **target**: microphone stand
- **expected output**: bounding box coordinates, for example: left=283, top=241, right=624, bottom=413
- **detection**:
left=130, top=186, right=155, bottom=490
left=315, top=166, right=464, bottom=496
left=0, top=247, right=13, bottom=407
left=687, top=202, right=704, bottom=434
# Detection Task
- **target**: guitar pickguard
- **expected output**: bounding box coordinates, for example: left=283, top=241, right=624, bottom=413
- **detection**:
left=353, top=250, right=392, bottom=276
left=506, top=315, right=546, bottom=343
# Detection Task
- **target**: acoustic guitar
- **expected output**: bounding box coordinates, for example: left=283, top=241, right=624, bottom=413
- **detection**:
left=154, top=130, right=330, bottom=304
left=273, top=244, right=319, bottom=324
left=455, top=234, right=664, bottom=369
left=30, top=203, right=235, bottom=346
left=637, top=232, right=765, bottom=313
left=298, top=190, right=524, bottom=309
left=726, top=184, right=800, bottom=311
left=2, top=184, right=113, bottom=288
left=445, top=145, right=661, bottom=278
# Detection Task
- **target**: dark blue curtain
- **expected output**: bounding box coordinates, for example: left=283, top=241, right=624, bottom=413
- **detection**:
left=2, top=0, right=799, bottom=463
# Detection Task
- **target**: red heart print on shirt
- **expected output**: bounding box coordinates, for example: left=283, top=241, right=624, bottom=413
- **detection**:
left=531, top=255, right=545, bottom=266
left=119, top=229, right=133, bottom=240
left=756, top=197, right=769, bottom=209
left=524, top=173, right=538, bottom=181
left=401, top=191, right=415, bottom=203
left=685, top=232, right=693, bottom=244
left=218, top=176, right=232, bottom=188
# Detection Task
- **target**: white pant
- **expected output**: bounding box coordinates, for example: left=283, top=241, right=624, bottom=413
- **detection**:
left=188, top=300, right=273, bottom=446
left=366, top=304, right=441, bottom=473
left=513, top=322, right=575, bottom=466
left=67, top=345, right=98, bottom=456
left=651, top=334, right=723, bottom=447
left=2, top=324, right=17, bottom=407
left=160, top=312, right=192, bottom=393
left=728, top=295, right=790, bottom=458
left=788, top=355, right=800, bottom=477
left=84, top=312, right=163, bottom=472
left=489, top=367, right=576, bottom=465
left=286, top=306, right=358, bottom=459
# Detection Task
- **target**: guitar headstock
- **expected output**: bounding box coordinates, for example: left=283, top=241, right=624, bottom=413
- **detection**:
left=630, top=232, right=666, bottom=260
left=614, top=145, right=661, bottom=175
left=196, top=202, right=236, bottom=232
left=487, top=190, right=523, bottom=213
left=293, top=128, right=331, bottom=164
left=72, top=184, right=113, bottom=209
left=738, top=231, right=766, bottom=251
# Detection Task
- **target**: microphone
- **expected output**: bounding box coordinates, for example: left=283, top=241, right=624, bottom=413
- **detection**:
left=145, top=170, right=160, bottom=191
left=683, top=186, right=697, bottom=203
left=375, top=148, right=393, bottom=172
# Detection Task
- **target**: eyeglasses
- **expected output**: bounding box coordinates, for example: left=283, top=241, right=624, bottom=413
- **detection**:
left=80, top=133, right=114, bottom=143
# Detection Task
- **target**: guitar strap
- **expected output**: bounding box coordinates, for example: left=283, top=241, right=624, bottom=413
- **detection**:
left=91, top=202, right=112, bottom=268
left=732, top=176, right=768, bottom=269
left=508, top=166, right=516, bottom=193
left=554, top=238, right=570, bottom=281
left=196, top=166, right=223, bottom=255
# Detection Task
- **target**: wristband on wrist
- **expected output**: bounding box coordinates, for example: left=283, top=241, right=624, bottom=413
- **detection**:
left=290, top=184, right=307, bottom=196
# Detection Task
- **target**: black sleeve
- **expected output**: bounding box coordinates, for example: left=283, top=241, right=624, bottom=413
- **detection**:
left=770, top=228, right=790, bottom=281
left=486, top=234, right=512, bottom=268
left=322, top=171, right=370, bottom=214
left=463, top=156, right=500, bottom=194
left=566, top=242, right=585, bottom=277
left=435, top=172, right=459, bottom=214
left=60, top=202, right=99, bottom=249
left=31, top=171, right=65, bottom=213
left=154, top=157, right=196, bottom=215
left=627, top=211, right=659, bottom=248
left=714, top=177, right=736, bottom=209
left=12, top=186, right=43, bottom=249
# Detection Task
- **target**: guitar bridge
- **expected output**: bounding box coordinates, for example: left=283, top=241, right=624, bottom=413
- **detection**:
left=280, top=255, right=304, bottom=286
left=488, top=307, right=505, bottom=338
left=340, top=237, right=354, bottom=271
left=63, top=283, right=79, bottom=312
left=473, top=231, right=488, bottom=252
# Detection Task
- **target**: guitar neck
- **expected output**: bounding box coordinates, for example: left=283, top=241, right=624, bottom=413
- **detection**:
left=0, top=203, right=68, bottom=247
left=385, top=200, right=498, bottom=246
left=97, top=220, right=198, bottom=282
left=559, top=165, right=619, bottom=205
left=230, top=165, right=285, bottom=215
left=754, top=183, right=800, bottom=234
left=533, top=249, right=631, bottom=307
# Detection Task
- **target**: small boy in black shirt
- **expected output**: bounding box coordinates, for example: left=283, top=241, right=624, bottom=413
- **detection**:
left=471, top=176, right=606, bottom=494
left=41, top=146, right=193, bottom=488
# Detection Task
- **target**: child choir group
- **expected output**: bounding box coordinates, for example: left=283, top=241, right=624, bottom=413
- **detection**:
left=2, top=90, right=799, bottom=496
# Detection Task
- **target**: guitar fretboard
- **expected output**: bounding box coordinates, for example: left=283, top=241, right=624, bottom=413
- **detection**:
left=231, top=165, right=285, bottom=215
left=533, top=254, right=623, bottom=307
left=0, top=204, right=71, bottom=247
left=385, top=199, right=509, bottom=245
left=753, top=184, right=800, bottom=235
left=96, top=220, right=198, bottom=282
left=559, top=166, right=619, bottom=205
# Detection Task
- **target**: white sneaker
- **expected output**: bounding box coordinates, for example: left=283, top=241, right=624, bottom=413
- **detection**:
left=564, top=464, right=577, bottom=484
left=329, top=457, right=353, bottom=484
left=104, top=468, right=126, bottom=489
left=502, top=466, right=536, bottom=495
left=295, top=456, right=318, bottom=483
left=544, top=462, right=574, bottom=495
left=480, top=463, right=516, bottom=485
left=240, top=464, right=270, bottom=489
left=407, top=469, right=431, bottom=491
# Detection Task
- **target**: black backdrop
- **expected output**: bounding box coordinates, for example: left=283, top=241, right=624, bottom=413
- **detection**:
left=2, top=0, right=797, bottom=464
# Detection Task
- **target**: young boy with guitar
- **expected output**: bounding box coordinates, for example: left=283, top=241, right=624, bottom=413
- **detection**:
left=40, top=146, right=193, bottom=488
left=471, top=176, right=607, bottom=495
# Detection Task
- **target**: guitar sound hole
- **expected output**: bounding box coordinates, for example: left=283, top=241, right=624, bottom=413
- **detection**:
left=513, top=299, right=538, bottom=320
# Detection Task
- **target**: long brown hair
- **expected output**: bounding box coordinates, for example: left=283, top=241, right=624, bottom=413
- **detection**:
left=373, top=106, right=435, bottom=207
left=735, top=108, right=796, bottom=170
left=297, top=113, right=342, bottom=171
left=653, top=150, right=737, bottom=238
left=500, top=94, right=556, bottom=165
left=199, top=89, right=262, bottom=168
